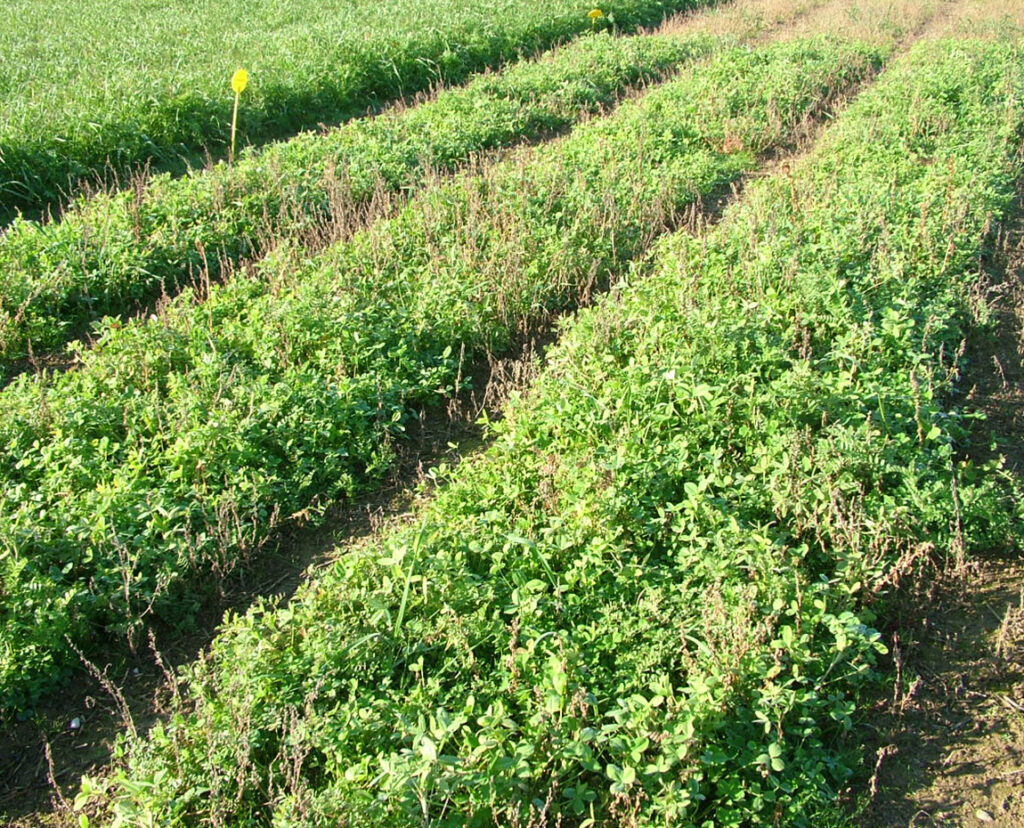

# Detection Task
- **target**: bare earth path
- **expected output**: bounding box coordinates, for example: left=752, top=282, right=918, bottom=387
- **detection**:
left=861, top=557, right=1024, bottom=827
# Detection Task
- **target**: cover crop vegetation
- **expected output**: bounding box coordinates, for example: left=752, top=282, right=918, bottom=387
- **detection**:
left=0, top=30, right=723, bottom=378
left=85, top=36, right=1024, bottom=827
left=0, top=0, right=705, bottom=222
left=0, top=38, right=880, bottom=715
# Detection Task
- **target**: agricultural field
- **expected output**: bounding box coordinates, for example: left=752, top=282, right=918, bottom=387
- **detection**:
left=0, top=28, right=724, bottom=376
left=2, top=0, right=1024, bottom=825
left=0, top=0, right=702, bottom=223
left=1, top=31, right=882, bottom=717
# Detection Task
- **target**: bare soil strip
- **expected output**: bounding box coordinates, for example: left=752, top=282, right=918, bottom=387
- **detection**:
left=858, top=556, right=1024, bottom=827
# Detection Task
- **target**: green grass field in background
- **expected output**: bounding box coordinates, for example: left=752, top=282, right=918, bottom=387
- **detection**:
left=0, top=0, right=701, bottom=220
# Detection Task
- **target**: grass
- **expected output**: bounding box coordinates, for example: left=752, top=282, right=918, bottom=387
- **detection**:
left=0, top=0, right=705, bottom=222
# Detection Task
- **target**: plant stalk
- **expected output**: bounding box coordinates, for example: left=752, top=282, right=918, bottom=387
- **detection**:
left=230, top=91, right=240, bottom=165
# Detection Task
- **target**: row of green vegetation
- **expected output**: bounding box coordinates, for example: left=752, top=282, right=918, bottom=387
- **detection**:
left=0, top=0, right=703, bottom=222
left=0, top=38, right=880, bottom=715
left=84, top=37, right=1024, bottom=826
left=0, top=30, right=722, bottom=379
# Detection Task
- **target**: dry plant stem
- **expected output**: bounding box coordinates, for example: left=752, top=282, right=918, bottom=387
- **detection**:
left=147, top=629, right=181, bottom=711
left=869, top=744, right=899, bottom=800
left=43, top=742, right=71, bottom=815
left=64, top=638, right=137, bottom=741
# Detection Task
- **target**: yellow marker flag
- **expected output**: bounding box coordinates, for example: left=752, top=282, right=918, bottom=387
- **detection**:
left=231, top=68, right=249, bottom=95
left=229, top=69, right=248, bottom=164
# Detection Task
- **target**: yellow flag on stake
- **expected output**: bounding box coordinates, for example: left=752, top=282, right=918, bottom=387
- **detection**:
left=229, top=68, right=248, bottom=164
left=231, top=68, right=249, bottom=95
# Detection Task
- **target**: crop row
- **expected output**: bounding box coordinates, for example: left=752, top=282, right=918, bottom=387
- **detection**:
left=87, top=37, right=1024, bottom=826
left=0, top=38, right=881, bottom=715
left=0, top=30, right=722, bottom=379
left=0, top=0, right=705, bottom=223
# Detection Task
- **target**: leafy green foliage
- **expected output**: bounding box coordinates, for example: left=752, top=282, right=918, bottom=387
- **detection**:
left=0, top=0, right=708, bottom=221
left=0, top=30, right=725, bottom=375
left=91, top=38, right=1024, bottom=826
left=0, top=37, right=878, bottom=715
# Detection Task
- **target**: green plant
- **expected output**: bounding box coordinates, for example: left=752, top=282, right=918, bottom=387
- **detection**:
left=89, top=37, right=1024, bottom=827
left=0, top=37, right=879, bottom=716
